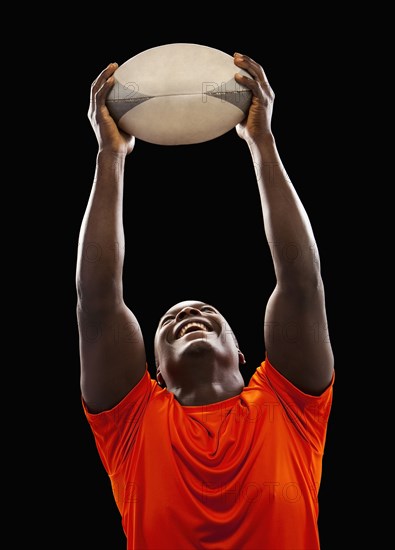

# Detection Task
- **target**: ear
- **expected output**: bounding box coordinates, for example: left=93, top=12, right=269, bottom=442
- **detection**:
left=238, top=349, right=246, bottom=365
left=156, top=369, right=166, bottom=388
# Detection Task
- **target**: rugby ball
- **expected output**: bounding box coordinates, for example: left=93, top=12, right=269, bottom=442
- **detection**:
left=106, top=43, right=252, bottom=145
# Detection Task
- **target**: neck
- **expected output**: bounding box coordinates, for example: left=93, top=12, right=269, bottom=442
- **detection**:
left=169, top=373, right=245, bottom=406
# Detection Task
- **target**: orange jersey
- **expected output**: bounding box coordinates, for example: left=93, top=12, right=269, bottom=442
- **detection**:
left=83, top=358, right=334, bottom=550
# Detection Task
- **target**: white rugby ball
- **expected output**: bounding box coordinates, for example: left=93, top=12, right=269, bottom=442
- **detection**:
left=106, top=43, right=252, bottom=146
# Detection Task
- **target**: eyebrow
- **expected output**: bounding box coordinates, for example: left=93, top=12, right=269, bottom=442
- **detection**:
left=159, top=313, right=175, bottom=325
left=159, top=303, right=218, bottom=325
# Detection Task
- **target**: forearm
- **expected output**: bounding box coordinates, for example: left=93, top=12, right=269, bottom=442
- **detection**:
left=76, top=150, right=127, bottom=309
left=248, top=135, right=320, bottom=285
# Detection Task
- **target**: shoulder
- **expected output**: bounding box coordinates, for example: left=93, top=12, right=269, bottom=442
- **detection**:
left=82, top=369, right=164, bottom=424
left=247, top=356, right=334, bottom=405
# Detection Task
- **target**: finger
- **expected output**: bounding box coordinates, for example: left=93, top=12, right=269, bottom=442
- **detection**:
left=90, top=62, right=118, bottom=105
left=234, top=71, right=264, bottom=101
left=234, top=53, right=270, bottom=87
left=91, top=62, right=118, bottom=90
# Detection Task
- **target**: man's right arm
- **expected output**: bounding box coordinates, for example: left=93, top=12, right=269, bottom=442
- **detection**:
left=76, top=63, right=146, bottom=413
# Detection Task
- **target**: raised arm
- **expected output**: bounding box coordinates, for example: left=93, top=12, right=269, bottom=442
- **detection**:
left=76, top=63, right=146, bottom=413
left=234, top=54, right=334, bottom=394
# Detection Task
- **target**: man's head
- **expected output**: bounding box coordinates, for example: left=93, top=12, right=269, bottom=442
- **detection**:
left=154, top=300, right=246, bottom=395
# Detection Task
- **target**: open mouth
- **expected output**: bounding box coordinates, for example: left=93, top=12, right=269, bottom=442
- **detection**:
left=176, top=321, right=211, bottom=339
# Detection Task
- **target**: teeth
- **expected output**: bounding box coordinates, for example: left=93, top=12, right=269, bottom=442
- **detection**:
left=179, top=322, right=208, bottom=338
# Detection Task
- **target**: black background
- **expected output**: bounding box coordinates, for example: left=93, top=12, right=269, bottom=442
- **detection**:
left=37, top=15, right=356, bottom=550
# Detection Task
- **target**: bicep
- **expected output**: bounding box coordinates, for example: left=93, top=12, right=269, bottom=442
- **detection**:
left=78, top=302, right=147, bottom=413
left=264, top=281, right=334, bottom=395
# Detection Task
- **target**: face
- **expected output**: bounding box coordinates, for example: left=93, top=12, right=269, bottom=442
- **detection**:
left=154, top=300, right=245, bottom=388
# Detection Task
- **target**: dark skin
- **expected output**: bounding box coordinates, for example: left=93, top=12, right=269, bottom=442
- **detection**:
left=154, top=300, right=246, bottom=406
left=77, top=53, right=334, bottom=413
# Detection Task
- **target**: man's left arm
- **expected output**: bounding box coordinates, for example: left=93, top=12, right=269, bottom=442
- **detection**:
left=255, top=137, right=334, bottom=395
left=235, top=53, right=334, bottom=395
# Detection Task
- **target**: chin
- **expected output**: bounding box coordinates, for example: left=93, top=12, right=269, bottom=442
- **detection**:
left=182, top=338, right=214, bottom=357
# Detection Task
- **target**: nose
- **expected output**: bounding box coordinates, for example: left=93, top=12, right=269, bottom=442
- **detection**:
left=176, top=306, right=201, bottom=321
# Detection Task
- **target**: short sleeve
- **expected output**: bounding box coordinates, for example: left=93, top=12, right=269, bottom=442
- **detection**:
left=251, top=357, right=334, bottom=454
left=81, top=369, right=156, bottom=475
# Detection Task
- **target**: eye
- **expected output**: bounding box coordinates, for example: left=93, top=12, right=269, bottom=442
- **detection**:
left=201, top=306, right=217, bottom=313
left=161, top=315, right=175, bottom=327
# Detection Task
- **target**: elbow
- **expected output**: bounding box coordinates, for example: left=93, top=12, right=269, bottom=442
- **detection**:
left=277, top=262, right=324, bottom=294
left=288, top=275, right=324, bottom=297
left=76, top=276, right=123, bottom=317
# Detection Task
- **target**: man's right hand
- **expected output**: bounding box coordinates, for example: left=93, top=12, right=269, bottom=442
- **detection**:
left=88, top=62, right=135, bottom=156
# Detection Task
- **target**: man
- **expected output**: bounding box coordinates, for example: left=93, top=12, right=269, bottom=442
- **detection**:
left=76, top=53, right=334, bottom=549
